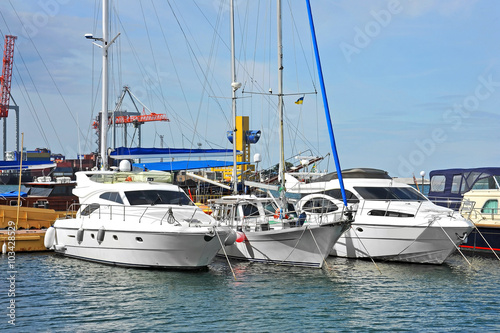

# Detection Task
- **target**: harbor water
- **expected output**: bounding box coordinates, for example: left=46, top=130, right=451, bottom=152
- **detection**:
left=1, top=252, right=499, bottom=332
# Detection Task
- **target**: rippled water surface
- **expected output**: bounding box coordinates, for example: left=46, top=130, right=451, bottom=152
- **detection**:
left=1, top=252, right=499, bottom=332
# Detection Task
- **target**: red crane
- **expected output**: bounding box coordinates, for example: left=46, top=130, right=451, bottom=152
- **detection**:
left=0, top=35, right=17, bottom=118
left=92, top=110, right=170, bottom=129
left=115, top=112, right=169, bottom=125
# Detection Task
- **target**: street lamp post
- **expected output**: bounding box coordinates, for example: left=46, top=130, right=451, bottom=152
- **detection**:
left=420, top=170, right=426, bottom=194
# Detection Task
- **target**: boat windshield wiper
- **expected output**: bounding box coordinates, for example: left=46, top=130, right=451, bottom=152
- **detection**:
left=151, top=193, right=163, bottom=206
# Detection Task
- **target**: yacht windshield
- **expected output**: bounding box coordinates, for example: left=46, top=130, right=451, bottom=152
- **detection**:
left=125, top=190, right=194, bottom=206
left=354, top=187, right=427, bottom=201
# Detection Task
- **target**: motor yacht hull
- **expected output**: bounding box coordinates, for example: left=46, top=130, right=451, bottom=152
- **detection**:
left=222, top=222, right=348, bottom=268
left=50, top=222, right=232, bottom=269
left=331, top=219, right=472, bottom=264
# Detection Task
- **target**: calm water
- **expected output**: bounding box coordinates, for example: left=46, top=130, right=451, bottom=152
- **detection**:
left=1, top=252, right=499, bottom=332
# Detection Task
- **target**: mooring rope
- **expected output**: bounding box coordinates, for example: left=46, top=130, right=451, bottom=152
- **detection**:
left=350, top=227, right=382, bottom=274
left=468, top=223, right=500, bottom=261
left=435, top=219, right=472, bottom=266
left=214, top=227, right=236, bottom=280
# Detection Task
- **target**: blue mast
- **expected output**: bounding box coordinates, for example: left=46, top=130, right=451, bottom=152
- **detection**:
left=305, top=0, right=348, bottom=206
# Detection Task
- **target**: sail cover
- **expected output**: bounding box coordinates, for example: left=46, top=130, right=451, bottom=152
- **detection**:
left=133, top=160, right=247, bottom=172
left=110, top=147, right=240, bottom=159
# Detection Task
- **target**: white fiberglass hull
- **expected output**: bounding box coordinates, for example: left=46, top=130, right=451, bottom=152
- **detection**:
left=331, top=219, right=473, bottom=264
left=222, top=222, right=349, bottom=268
left=51, top=223, right=232, bottom=269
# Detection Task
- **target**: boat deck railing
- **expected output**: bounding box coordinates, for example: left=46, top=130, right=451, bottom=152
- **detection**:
left=427, top=197, right=464, bottom=210
left=355, top=199, right=464, bottom=220
left=458, top=200, right=500, bottom=223
left=66, top=202, right=212, bottom=227
left=211, top=202, right=354, bottom=231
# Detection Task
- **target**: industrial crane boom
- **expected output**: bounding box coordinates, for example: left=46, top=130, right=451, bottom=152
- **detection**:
left=115, top=112, right=169, bottom=124
left=0, top=35, right=17, bottom=118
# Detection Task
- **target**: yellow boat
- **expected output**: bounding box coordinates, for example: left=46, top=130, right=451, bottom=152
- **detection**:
left=0, top=205, right=65, bottom=252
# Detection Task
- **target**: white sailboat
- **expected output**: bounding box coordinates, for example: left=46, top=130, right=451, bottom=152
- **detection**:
left=44, top=0, right=236, bottom=269
left=211, top=0, right=352, bottom=268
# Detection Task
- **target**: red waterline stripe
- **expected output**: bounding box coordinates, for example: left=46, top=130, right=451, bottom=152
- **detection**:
left=460, top=245, right=500, bottom=252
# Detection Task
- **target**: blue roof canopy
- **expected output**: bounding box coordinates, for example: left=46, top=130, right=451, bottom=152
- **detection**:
left=133, top=160, right=247, bottom=172
left=110, top=147, right=240, bottom=159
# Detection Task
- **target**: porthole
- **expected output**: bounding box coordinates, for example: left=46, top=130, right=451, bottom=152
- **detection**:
left=91, top=233, right=95, bottom=239
left=113, top=235, right=118, bottom=240
left=136, top=237, right=143, bottom=242
left=356, top=227, right=364, bottom=232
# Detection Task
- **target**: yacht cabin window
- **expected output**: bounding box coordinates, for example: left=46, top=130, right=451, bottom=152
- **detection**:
left=125, top=190, right=194, bottom=206
left=451, top=175, right=464, bottom=194
left=354, top=187, right=427, bottom=201
left=263, top=202, right=277, bottom=215
left=430, top=175, right=446, bottom=192
left=81, top=203, right=100, bottom=216
left=301, top=197, right=339, bottom=214
left=240, top=204, right=260, bottom=218
left=481, top=199, right=498, bottom=214
left=99, top=192, right=124, bottom=204
left=322, top=189, right=359, bottom=204
left=472, top=176, right=500, bottom=190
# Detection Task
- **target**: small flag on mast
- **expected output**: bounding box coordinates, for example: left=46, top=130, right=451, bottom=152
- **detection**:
left=295, top=97, right=304, bottom=104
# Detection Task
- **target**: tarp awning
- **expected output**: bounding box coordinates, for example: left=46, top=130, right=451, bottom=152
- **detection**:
left=0, top=161, right=56, bottom=171
left=133, top=160, right=247, bottom=172
left=111, top=147, right=240, bottom=159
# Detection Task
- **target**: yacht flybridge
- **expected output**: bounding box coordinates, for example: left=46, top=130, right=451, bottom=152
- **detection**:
left=285, top=168, right=474, bottom=264
left=45, top=161, right=236, bottom=269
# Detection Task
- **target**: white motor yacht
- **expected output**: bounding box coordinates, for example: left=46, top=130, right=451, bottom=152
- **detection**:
left=286, top=168, right=474, bottom=264
left=45, top=162, right=236, bottom=269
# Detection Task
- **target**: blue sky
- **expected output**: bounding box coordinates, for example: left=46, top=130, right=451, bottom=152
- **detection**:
left=0, top=0, right=499, bottom=177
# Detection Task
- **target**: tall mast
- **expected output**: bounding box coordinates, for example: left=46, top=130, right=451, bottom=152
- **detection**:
left=230, top=0, right=241, bottom=194
left=100, top=0, right=109, bottom=170
left=277, top=0, right=285, bottom=199
left=305, top=0, right=348, bottom=206
left=87, top=0, right=119, bottom=170
left=230, top=0, right=237, bottom=194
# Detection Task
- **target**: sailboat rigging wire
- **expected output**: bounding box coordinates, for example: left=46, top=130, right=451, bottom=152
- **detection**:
left=167, top=1, right=232, bottom=153
left=139, top=2, right=165, bottom=115
left=112, top=6, right=195, bottom=147
left=286, top=0, right=317, bottom=89
left=10, top=64, right=49, bottom=147
left=7, top=1, right=88, bottom=156
left=0, top=16, right=51, bottom=150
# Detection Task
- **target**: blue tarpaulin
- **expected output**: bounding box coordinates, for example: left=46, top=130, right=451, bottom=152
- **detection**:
left=111, top=147, right=240, bottom=159
left=0, top=190, right=27, bottom=198
left=0, top=161, right=56, bottom=170
left=133, top=160, right=247, bottom=172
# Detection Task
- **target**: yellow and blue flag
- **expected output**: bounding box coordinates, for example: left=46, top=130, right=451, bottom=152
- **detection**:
left=295, top=97, right=304, bottom=104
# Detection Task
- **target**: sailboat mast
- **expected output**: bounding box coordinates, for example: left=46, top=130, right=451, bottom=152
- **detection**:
left=305, top=0, right=348, bottom=206
left=100, top=0, right=109, bottom=170
left=277, top=0, right=285, bottom=195
left=230, top=0, right=238, bottom=194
